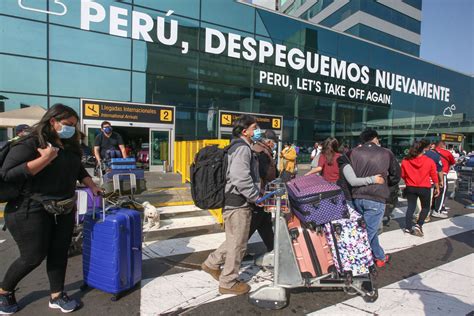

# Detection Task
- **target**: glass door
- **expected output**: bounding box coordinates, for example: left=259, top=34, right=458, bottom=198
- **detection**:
left=149, top=129, right=170, bottom=171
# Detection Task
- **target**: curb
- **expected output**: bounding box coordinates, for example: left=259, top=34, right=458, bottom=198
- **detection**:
left=152, top=201, right=194, bottom=207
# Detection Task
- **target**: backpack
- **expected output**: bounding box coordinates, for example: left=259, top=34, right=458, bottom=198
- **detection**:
left=190, top=140, right=248, bottom=209
left=0, top=141, right=21, bottom=203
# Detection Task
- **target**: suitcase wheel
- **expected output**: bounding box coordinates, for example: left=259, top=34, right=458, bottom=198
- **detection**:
left=111, top=293, right=122, bottom=302
left=334, top=224, right=343, bottom=235
left=307, top=222, right=317, bottom=231
left=289, top=228, right=299, bottom=240
left=344, top=272, right=353, bottom=286
left=363, top=289, right=379, bottom=303
left=316, top=225, right=324, bottom=235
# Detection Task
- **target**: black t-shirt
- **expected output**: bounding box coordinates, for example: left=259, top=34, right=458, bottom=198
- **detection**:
left=94, top=132, right=124, bottom=159
left=2, top=136, right=90, bottom=212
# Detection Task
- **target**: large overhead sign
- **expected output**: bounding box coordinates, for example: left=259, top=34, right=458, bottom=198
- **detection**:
left=81, top=99, right=174, bottom=125
left=218, top=110, right=283, bottom=137
left=22, top=1, right=453, bottom=110
left=441, top=133, right=464, bottom=143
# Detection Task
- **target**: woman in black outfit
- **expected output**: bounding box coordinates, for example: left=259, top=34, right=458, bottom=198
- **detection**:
left=0, top=104, right=102, bottom=314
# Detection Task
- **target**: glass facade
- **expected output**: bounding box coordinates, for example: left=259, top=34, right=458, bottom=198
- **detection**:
left=0, top=0, right=472, bottom=156
left=283, top=0, right=421, bottom=56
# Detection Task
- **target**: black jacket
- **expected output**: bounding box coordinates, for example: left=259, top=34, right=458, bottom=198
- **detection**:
left=336, top=153, right=353, bottom=201
left=350, top=142, right=401, bottom=203
left=2, top=136, right=89, bottom=212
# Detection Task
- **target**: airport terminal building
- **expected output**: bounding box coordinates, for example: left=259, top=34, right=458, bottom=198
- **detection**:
left=1, top=0, right=473, bottom=168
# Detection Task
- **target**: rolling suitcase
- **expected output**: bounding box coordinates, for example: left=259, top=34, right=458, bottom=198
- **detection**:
left=287, top=215, right=336, bottom=279
left=324, top=206, right=375, bottom=277
left=287, top=174, right=348, bottom=227
left=82, top=206, right=142, bottom=300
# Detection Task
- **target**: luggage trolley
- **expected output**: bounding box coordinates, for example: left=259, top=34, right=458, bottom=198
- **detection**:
left=249, top=179, right=378, bottom=310
left=455, top=157, right=474, bottom=208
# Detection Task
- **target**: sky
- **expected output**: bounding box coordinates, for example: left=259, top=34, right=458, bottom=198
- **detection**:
left=420, top=0, right=474, bottom=75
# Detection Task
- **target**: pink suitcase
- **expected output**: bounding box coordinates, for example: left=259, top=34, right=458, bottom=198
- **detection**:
left=287, top=174, right=348, bottom=227
left=287, top=215, right=336, bottom=279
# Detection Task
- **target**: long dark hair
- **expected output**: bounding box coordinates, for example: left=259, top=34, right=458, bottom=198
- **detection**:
left=322, top=137, right=339, bottom=166
left=30, top=104, right=81, bottom=156
left=406, top=139, right=430, bottom=160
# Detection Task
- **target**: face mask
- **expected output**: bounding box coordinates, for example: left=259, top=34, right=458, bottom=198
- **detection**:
left=251, top=128, right=263, bottom=142
left=103, top=127, right=112, bottom=134
left=57, top=124, right=76, bottom=139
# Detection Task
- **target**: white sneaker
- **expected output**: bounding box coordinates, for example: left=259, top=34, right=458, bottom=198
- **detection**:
left=431, top=211, right=448, bottom=219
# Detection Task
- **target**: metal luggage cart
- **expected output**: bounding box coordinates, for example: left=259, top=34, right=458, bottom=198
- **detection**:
left=455, top=165, right=474, bottom=208
left=249, top=179, right=377, bottom=310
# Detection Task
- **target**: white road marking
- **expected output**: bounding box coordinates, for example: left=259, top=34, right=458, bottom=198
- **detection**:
left=140, top=214, right=473, bottom=315
left=309, top=254, right=474, bottom=315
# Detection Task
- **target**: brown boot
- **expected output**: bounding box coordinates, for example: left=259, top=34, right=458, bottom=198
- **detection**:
left=219, top=281, right=250, bottom=295
left=201, top=263, right=221, bottom=281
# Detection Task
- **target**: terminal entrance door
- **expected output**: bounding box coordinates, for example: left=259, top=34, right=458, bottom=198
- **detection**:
left=150, top=129, right=170, bottom=172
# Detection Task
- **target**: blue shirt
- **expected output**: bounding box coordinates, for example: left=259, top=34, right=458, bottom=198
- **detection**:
left=425, top=150, right=443, bottom=172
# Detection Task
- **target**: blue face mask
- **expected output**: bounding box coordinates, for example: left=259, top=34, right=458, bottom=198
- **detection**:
left=251, top=128, right=263, bottom=142
left=57, top=124, right=76, bottom=139
left=103, top=127, right=112, bottom=134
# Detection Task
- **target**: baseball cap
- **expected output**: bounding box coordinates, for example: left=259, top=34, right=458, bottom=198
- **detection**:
left=15, top=124, right=30, bottom=135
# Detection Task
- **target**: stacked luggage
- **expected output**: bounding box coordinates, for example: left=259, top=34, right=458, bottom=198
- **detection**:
left=102, top=158, right=147, bottom=195
left=286, top=174, right=376, bottom=281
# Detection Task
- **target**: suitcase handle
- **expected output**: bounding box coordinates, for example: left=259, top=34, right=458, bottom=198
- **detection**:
left=112, top=173, right=137, bottom=196
left=91, top=191, right=106, bottom=222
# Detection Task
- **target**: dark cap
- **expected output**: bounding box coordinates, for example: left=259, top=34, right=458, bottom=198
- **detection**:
left=15, top=124, right=29, bottom=135
left=264, top=129, right=278, bottom=143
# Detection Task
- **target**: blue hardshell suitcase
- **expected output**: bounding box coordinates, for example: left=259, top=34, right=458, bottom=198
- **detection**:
left=109, top=158, right=137, bottom=170
left=82, top=207, right=142, bottom=300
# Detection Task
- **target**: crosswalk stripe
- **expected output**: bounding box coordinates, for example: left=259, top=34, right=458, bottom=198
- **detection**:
left=0, top=240, right=5, bottom=244
left=151, top=215, right=217, bottom=231
left=309, top=253, right=474, bottom=315
left=142, top=210, right=472, bottom=261
left=139, top=213, right=474, bottom=315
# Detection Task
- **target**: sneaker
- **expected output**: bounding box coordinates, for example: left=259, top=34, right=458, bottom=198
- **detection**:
left=441, top=210, right=448, bottom=215
left=431, top=211, right=448, bottom=219
left=444, top=206, right=451, bottom=210
left=219, top=281, right=250, bottom=295
left=0, top=291, right=19, bottom=315
left=48, top=292, right=79, bottom=313
left=375, top=254, right=392, bottom=268
left=404, top=228, right=412, bottom=234
left=201, top=263, right=221, bottom=281
left=412, top=225, right=424, bottom=237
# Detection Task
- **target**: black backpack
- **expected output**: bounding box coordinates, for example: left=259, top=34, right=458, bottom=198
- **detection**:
left=0, top=141, right=21, bottom=203
left=190, top=140, right=248, bottom=209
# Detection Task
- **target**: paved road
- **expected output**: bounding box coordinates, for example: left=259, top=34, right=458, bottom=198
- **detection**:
left=0, top=194, right=472, bottom=315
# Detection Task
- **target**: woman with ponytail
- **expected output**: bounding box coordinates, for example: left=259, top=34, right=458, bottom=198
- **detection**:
left=401, top=139, right=440, bottom=237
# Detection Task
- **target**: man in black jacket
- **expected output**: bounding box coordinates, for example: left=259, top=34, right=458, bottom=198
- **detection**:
left=351, top=129, right=401, bottom=268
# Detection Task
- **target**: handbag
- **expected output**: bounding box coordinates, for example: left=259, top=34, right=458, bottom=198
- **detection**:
left=32, top=195, right=77, bottom=216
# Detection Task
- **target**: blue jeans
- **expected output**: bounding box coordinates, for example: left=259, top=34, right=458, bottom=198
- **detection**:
left=354, top=199, right=386, bottom=260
